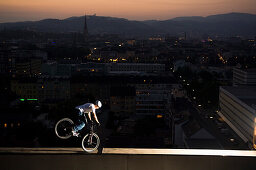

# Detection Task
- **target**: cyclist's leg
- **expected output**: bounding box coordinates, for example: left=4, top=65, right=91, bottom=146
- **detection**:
left=96, top=125, right=104, bottom=154
left=73, top=120, right=85, bottom=132
left=73, top=110, right=85, bottom=132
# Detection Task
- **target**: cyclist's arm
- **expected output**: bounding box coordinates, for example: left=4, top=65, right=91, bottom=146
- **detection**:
left=88, top=112, right=92, bottom=121
left=92, top=108, right=100, bottom=124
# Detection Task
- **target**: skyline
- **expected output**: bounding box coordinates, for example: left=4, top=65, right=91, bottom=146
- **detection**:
left=0, top=0, right=256, bottom=23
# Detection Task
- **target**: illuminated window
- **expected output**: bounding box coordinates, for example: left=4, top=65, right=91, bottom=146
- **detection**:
left=17, top=123, right=21, bottom=127
left=157, top=115, right=163, bottom=118
left=10, top=123, right=14, bottom=128
left=4, top=123, right=7, bottom=128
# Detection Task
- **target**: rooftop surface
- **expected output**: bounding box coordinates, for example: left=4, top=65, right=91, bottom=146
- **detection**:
left=0, top=148, right=256, bottom=157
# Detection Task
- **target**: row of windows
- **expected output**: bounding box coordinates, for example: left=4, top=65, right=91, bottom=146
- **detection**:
left=136, top=101, right=163, bottom=104
left=220, top=100, right=253, bottom=133
left=136, top=105, right=165, bottom=109
left=220, top=91, right=255, bottom=120
left=220, top=101, right=254, bottom=140
left=0, top=122, right=21, bottom=128
left=220, top=108, right=253, bottom=142
left=220, top=97, right=254, bottom=124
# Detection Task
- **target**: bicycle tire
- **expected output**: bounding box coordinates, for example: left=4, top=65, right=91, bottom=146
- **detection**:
left=55, top=118, right=74, bottom=139
left=81, top=133, right=100, bottom=153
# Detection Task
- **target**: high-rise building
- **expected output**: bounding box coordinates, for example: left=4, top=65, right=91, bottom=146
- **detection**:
left=84, top=14, right=89, bottom=40
left=233, top=67, right=256, bottom=86
left=135, top=83, right=172, bottom=116
left=219, top=86, right=256, bottom=149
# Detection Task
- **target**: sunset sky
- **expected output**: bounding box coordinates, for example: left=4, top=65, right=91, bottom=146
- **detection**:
left=0, top=0, right=256, bottom=23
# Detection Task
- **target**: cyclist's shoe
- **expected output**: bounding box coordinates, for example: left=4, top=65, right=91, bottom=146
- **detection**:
left=72, top=130, right=80, bottom=137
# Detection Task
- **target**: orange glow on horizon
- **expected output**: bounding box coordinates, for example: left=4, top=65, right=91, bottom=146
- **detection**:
left=0, top=0, right=256, bottom=22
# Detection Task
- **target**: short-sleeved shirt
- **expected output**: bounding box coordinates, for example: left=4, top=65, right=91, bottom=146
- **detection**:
left=75, top=103, right=95, bottom=114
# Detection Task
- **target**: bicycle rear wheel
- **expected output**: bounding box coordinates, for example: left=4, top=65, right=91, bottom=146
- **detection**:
left=81, top=133, right=100, bottom=153
left=55, top=118, right=74, bottom=139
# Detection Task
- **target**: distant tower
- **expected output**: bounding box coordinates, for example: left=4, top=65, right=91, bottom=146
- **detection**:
left=84, top=13, right=89, bottom=40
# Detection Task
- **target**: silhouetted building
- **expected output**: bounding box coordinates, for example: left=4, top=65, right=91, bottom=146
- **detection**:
left=110, top=86, right=136, bottom=115
left=135, top=84, right=172, bottom=116
left=11, top=78, right=38, bottom=99
left=109, top=63, right=165, bottom=73
left=233, top=67, right=256, bottom=86
left=84, top=14, right=89, bottom=40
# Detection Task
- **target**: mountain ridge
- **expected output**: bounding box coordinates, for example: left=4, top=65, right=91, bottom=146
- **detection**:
left=0, top=12, right=256, bottom=37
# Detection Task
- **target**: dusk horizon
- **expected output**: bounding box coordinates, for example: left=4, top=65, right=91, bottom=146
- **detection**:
left=1, top=11, right=256, bottom=23
left=1, top=0, right=256, bottom=23
left=0, top=0, right=256, bottom=168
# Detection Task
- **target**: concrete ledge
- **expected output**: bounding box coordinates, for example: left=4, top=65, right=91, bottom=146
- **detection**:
left=0, top=148, right=255, bottom=170
left=0, top=147, right=256, bottom=157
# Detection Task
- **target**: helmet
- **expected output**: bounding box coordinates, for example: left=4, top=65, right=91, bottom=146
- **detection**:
left=95, top=100, right=102, bottom=108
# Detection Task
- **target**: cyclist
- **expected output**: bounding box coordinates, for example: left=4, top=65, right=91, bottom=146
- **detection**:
left=72, top=100, right=102, bottom=137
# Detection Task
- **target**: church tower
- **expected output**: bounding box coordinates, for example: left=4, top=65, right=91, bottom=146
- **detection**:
left=84, top=13, right=89, bottom=40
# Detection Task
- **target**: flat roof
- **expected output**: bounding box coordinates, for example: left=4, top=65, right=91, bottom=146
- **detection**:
left=0, top=148, right=256, bottom=157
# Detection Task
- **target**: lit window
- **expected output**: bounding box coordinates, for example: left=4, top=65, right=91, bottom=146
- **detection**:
left=4, top=123, right=7, bottom=128
left=157, top=115, right=163, bottom=118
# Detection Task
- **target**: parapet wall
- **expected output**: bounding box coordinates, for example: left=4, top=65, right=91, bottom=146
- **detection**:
left=0, top=148, right=255, bottom=170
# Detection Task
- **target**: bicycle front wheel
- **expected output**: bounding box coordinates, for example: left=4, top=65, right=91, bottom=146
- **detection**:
left=55, top=118, right=74, bottom=139
left=82, top=133, right=100, bottom=153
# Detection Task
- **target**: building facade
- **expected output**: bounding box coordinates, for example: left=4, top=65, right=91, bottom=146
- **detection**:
left=135, top=84, right=172, bottom=116
left=233, top=67, right=256, bottom=86
left=219, top=86, right=256, bottom=149
left=109, top=63, right=165, bottom=73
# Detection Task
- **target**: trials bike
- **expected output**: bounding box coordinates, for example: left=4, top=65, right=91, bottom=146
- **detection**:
left=55, top=117, right=100, bottom=153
